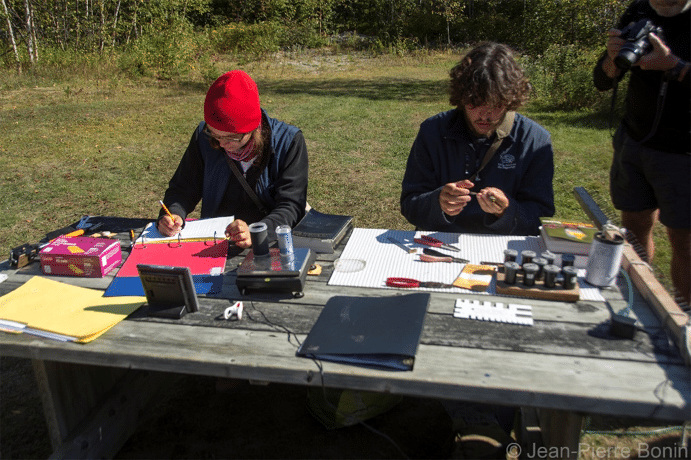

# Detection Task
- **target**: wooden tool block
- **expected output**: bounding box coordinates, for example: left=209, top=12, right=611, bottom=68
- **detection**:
left=495, top=269, right=579, bottom=302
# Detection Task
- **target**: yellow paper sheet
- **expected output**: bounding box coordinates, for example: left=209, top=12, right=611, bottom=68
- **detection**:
left=0, top=277, right=144, bottom=343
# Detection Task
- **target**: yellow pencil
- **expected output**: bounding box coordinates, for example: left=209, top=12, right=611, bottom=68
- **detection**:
left=159, top=200, right=174, bottom=220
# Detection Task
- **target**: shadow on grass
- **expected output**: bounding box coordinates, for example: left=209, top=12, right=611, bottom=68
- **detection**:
left=257, top=77, right=448, bottom=103
left=524, top=107, right=613, bottom=130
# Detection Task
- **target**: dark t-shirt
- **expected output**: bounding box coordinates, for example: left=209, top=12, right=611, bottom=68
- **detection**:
left=594, top=0, right=690, bottom=153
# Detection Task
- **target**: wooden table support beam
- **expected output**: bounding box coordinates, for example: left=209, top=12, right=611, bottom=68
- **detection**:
left=33, top=360, right=172, bottom=460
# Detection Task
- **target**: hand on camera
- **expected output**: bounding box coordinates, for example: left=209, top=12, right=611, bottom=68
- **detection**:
left=637, top=33, right=678, bottom=72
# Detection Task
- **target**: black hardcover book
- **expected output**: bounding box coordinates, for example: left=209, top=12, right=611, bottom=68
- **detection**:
left=292, top=209, right=353, bottom=253
left=296, top=293, right=430, bottom=371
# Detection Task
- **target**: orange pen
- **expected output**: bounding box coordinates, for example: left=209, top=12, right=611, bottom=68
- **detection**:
left=159, top=200, right=174, bottom=221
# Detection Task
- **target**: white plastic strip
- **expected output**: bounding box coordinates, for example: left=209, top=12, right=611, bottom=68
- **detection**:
left=454, top=299, right=534, bottom=326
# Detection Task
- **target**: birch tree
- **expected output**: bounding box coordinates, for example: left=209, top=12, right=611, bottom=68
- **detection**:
left=1, top=0, right=20, bottom=71
left=23, top=0, right=37, bottom=62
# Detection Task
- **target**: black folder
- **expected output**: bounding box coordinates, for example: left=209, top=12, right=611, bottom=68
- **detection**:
left=297, top=293, right=430, bottom=371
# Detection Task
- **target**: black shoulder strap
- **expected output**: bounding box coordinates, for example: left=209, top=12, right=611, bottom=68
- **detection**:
left=224, top=155, right=268, bottom=214
left=469, top=111, right=515, bottom=182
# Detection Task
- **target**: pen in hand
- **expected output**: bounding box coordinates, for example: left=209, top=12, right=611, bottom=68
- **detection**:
left=159, top=200, right=174, bottom=220
left=158, top=200, right=183, bottom=237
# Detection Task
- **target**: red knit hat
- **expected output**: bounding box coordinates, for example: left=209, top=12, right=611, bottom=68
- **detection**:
left=204, top=70, right=261, bottom=134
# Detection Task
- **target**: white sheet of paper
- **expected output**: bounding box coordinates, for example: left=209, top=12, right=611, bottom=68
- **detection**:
left=137, top=216, right=234, bottom=243
left=327, top=228, right=603, bottom=301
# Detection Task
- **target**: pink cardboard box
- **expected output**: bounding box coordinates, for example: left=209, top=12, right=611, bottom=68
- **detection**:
left=40, top=237, right=122, bottom=278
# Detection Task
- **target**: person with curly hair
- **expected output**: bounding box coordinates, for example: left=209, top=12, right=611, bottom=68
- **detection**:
left=401, top=42, right=555, bottom=235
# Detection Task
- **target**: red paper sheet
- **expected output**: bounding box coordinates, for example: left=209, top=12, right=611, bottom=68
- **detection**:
left=117, top=240, right=229, bottom=277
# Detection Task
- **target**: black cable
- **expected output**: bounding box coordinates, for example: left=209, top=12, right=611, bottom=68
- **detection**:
left=243, top=301, right=411, bottom=459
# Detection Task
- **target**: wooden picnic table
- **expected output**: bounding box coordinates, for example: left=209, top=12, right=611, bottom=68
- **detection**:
left=0, top=216, right=688, bottom=460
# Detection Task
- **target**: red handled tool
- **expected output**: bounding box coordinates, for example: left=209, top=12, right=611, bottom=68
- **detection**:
left=386, top=277, right=456, bottom=289
left=420, top=248, right=469, bottom=263
left=413, top=235, right=461, bottom=252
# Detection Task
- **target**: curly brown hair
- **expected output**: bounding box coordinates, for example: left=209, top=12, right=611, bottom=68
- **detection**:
left=449, top=42, right=531, bottom=111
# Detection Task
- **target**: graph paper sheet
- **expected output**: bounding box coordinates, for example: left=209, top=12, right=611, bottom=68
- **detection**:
left=327, top=228, right=604, bottom=301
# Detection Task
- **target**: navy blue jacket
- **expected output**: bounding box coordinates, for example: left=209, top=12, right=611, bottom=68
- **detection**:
left=400, top=109, right=554, bottom=235
left=161, top=110, right=308, bottom=238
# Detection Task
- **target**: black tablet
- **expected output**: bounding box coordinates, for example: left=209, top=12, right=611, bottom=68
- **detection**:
left=136, top=264, right=199, bottom=319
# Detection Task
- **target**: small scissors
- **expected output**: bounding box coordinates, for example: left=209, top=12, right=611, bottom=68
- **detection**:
left=413, top=235, right=461, bottom=252
left=386, top=277, right=456, bottom=289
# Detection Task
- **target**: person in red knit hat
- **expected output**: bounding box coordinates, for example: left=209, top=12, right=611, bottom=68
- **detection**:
left=157, top=70, right=309, bottom=248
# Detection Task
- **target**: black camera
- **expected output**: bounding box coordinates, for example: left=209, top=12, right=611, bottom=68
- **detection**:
left=614, top=19, right=663, bottom=71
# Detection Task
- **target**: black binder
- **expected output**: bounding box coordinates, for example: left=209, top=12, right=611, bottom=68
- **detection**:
left=297, top=293, right=430, bottom=371
left=291, top=209, right=353, bottom=253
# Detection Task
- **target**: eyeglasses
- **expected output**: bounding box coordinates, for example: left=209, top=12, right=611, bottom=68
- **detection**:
left=204, top=125, right=249, bottom=143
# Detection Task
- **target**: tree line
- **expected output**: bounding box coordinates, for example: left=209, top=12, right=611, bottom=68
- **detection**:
left=1, top=0, right=627, bottom=65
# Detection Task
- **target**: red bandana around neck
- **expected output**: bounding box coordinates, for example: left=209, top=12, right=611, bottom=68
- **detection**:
left=226, top=136, right=256, bottom=162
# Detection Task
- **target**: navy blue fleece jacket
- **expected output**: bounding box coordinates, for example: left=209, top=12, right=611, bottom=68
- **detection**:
left=400, top=109, right=554, bottom=235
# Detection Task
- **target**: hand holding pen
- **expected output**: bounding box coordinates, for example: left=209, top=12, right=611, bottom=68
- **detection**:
left=157, top=200, right=184, bottom=236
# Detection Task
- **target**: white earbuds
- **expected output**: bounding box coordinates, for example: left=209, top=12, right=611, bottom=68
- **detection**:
left=224, top=301, right=243, bottom=321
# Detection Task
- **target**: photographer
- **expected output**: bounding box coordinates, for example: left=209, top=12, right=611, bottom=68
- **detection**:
left=593, top=0, right=690, bottom=305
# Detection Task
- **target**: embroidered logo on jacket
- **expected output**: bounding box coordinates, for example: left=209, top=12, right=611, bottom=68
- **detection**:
left=498, top=152, right=516, bottom=170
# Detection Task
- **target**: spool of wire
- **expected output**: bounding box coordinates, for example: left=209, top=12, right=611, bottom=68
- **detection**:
left=562, top=266, right=578, bottom=290
left=522, top=263, right=538, bottom=287
left=586, top=230, right=625, bottom=287
left=543, top=264, right=560, bottom=288
left=504, top=249, right=518, bottom=263
left=503, top=261, right=520, bottom=285
left=520, top=250, right=536, bottom=266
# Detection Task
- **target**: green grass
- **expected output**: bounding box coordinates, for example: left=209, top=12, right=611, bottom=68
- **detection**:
left=0, top=50, right=684, bottom=458
left=0, top=50, right=672, bottom=289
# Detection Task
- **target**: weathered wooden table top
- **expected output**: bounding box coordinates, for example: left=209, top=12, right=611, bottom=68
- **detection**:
left=1, top=216, right=689, bottom=422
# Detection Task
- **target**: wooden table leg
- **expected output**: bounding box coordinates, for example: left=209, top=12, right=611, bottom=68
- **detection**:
left=537, top=408, right=584, bottom=460
left=32, top=360, right=171, bottom=459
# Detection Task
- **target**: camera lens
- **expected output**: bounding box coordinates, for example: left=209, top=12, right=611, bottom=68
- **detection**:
left=612, top=19, right=659, bottom=72
left=614, top=48, right=639, bottom=71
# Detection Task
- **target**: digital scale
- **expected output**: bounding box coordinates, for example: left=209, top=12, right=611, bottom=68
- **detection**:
left=236, top=247, right=315, bottom=297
